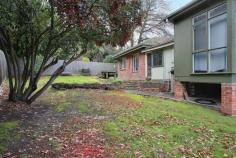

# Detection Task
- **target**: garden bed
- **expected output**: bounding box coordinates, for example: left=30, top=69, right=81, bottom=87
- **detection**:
left=52, top=83, right=116, bottom=90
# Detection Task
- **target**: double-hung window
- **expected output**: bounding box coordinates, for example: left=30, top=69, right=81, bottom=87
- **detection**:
left=120, top=57, right=126, bottom=70
left=152, top=52, right=163, bottom=67
left=132, top=54, right=139, bottom=72
left=193, top=3, right=227, bottom=73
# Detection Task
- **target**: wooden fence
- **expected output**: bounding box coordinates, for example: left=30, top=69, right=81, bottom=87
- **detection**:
left=0, top=50, right=7, bottom=85
left=43, top=60, right=116, bottom=76
left=0, top=51, right=116, bottom=83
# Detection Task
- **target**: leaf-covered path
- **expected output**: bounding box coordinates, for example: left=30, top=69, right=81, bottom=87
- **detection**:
left=0, top=87, right=236, bottom=158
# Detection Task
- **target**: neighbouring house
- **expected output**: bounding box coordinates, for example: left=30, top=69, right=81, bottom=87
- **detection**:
left=113, top=36, right=174, bottom=92
left=167, top=0, right=236, bottom=116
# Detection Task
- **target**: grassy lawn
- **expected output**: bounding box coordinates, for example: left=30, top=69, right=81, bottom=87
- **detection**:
left=104, top=92, right=236, bottom=157
left=38, top=75, right=101, bottom=87
left=0, top=76, right=235, bottom=157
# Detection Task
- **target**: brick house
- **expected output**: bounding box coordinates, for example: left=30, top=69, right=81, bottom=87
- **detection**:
left=114, top=37, right=174, bottom=91
left=167, top=0, right=236, bottom=116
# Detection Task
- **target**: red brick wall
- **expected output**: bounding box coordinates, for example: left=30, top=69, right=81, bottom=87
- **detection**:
left=221, top=83, right=236, bottom=116
left=174, top=80, right=185, bottom=100
left=116, top=53, right=146, bottom=81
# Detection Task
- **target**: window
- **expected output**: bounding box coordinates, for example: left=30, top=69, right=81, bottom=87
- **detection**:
left=208, top=14, right=227, bottom=49
left=193, top=13, right=207, bottom=51
left=152, top=52, right=163, bottom=67
left=192, top=3, right=227, bottom=73
left=209, top=48, right=227, bottom=72
left=120, top=57, right=126, bottom=69
left=194, top=52, right=208, bottom=73
left=132, top=55, right=139, bottom=72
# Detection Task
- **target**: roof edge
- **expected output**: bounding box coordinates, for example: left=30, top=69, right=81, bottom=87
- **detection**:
left=167, top=0, right=206, bottom=22
left=113, top=45, right=150, bottom=59
left=142, top=42, right=174, bottom=53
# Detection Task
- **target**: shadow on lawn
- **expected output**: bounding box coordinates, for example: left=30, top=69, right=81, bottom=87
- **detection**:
left=0, top=89, right=117, bottom=158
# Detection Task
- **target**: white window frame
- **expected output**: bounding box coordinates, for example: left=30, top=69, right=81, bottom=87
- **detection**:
left=192, top=3, right=227, bottom=73
left=120, top=57, right=126, bottom=70
left=152, top=52, right=163, bottom=67
left=132, top=54, right=139, bottom=72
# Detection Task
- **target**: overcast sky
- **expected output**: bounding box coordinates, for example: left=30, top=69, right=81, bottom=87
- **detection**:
left=167, top=0, right=193, bottom=13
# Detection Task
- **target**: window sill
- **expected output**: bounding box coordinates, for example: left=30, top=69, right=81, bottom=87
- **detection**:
left=132, top=71, right=138, bottom=73
left=191, top=72, right=232, bottom=75
left=152, top=65, right=164, bottom=68
left=120, top=68, right=126, bottom=71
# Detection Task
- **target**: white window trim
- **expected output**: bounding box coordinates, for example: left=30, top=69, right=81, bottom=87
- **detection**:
left=152, top=52, right=164, bottom=67
left=132, top=54, right=139, bottom=72
left=120, top=57, right=126, bottom=70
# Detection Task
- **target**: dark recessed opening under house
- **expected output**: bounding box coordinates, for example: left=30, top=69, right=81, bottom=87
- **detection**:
left=185, top=83, right=221, bottom=107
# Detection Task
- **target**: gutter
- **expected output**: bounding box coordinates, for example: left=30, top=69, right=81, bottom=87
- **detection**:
left=167, top=0, right=206, bottom=22
left=142, top=42, right=174, bottom=53
left=113, top=45, right=151, bottom=59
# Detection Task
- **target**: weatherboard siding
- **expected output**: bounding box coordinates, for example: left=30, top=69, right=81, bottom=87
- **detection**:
left=174, top=0, right=236, bottom=83
left=151, top=48, right=174, bottom=80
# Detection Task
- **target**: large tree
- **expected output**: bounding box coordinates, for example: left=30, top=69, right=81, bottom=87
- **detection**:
left=85, top=45, right=117, bottom=62
left=130, top=0, right=170, bottom=46
left=0, top=0, right=142, bottom=104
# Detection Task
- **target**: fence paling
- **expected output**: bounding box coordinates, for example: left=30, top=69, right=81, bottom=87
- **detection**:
left=43, top=60, right=115, bottom=76
left=0, top=51, right=7, bottom=85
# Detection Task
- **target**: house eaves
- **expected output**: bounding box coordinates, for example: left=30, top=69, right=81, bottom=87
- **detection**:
left=167, top=0, right=206, bottom=22
left=142, top=42, right=174, bottom=53
left=113, top=44, right=151, bottom=60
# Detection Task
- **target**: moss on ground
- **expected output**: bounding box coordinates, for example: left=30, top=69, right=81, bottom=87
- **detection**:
left=0, top=121, right=19, bottom=154
left=54, top=101, right=93, bottom=114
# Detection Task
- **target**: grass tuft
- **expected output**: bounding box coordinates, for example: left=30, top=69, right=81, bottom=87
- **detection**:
left=0, top=121, right=19, bottom=154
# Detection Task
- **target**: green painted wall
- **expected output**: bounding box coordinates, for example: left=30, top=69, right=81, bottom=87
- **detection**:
left=231, top=0, right=236, bottom=74
left=174, top=0, right=236, bottom=83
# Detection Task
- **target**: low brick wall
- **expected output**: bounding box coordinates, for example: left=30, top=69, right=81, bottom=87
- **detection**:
left=221, top=83, right=236, bottom=116
left=115, top=80, right=171, bottom=92
left=174, top=81, right=185, bottom=100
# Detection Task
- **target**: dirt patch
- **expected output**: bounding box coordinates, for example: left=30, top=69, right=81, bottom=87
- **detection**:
left=61, top=129, right=112, bottom=158
left=0, top=98, right=33, bottom=122
left=0, top=93, right=113, bottom=157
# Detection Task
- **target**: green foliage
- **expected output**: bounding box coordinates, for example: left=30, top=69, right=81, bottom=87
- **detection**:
left=103, top=55, right=114, bottom=63
left=0, top=0, right=142, bottom=103
left=81, top=57, right=90, bottom=63
left=85, top=45, right=117, bottom=62
left=0, top=121, right=19, bottom=154
left=35, top=55, right=44, bottom=73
